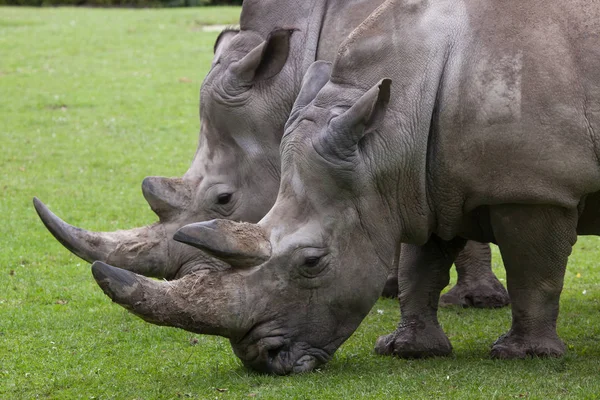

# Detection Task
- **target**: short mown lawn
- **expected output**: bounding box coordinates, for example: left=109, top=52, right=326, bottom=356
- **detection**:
left=1, top=6, right=599, bottom=399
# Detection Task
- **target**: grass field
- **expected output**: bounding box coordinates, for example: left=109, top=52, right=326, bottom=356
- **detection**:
left=1, top=6, right=600, bottom=399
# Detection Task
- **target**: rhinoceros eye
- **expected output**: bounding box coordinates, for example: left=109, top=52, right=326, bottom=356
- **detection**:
left=217, top=193, right=232, bottom=205
left=296, top=248, right=328, bottom=278
left=304, top=256, right=321, bottom=268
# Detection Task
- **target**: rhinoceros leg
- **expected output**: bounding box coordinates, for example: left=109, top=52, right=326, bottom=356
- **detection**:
left=374, top=236, right=466, bottom=358
left=489, top=204, right=577, bottom=359
left=381, top=241, right=509, bottom=307
left=439, top=241, right=510, bottom=308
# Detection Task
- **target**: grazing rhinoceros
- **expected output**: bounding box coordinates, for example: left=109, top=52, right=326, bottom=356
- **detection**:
left=34, top=0, right=508, bottom=306
left=90, top=0, right=600, bottom=374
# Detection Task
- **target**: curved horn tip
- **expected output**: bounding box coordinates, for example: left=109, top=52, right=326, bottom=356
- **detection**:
left=141, top=176, right=161, bottom=198
left=33, top=196, right=75, bottom=247
left=173, top=221, right=215, bottom=248
left=33, top=196, right=52, bottom=221
left=141, top=176, right=190, bottom=219
left=92, top=261, right=141, bottom=305
left=174, top=221, right=271, bottom=269
left=32, top=197, right=100, bottom=263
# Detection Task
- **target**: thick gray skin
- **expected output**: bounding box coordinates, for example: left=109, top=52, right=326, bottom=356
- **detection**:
left=151, top=0, right=599, bottom=372
left=33, top=0, right=507, bottom=307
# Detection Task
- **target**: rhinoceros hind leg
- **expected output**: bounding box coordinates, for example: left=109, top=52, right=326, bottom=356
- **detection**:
left=490, top=331, right=566, bottom=359
left=488, top=204, right=576, bottom=359
left=440, top=241, right=509, bottom=308
left=440, top=278, right=509, bottom=308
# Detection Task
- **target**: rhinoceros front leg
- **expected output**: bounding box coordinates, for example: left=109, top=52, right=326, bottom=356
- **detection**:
left=440, top=241, right=510, bottom=308
left=489, top=204, right=577, bottom=358
left=375, top=235, right=466, bottom=358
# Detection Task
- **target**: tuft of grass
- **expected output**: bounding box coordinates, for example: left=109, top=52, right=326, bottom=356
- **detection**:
left=1, top=7, right=600, bottom=399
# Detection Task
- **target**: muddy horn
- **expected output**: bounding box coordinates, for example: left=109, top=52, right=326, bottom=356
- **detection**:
left=174, top=220, right=271, bottom=269
left=92, top=260, right=246, bottom=338
left=33, top=197, right=169, bottom=277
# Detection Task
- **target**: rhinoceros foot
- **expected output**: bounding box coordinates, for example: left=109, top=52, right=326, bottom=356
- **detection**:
left=490, top=331, right=566, bottom=359
left=439, top=277, right=509, bottom=308
left=374, top=316, right=452, bottom=358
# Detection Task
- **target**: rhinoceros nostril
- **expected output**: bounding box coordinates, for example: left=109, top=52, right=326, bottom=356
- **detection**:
left=267, top=343, right=285, bottom=362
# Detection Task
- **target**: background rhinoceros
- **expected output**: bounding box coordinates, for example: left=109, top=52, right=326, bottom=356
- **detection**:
left=89, top=0, right=600, bottom=374
left=35, top=0, right=507, bottom=306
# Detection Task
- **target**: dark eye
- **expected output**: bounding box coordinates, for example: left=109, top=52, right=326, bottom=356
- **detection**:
left=304, top=256, right=321, bottom=267
left=297, top=250, right=328, bottom=279
left=217, top=193, right=232, bottom=205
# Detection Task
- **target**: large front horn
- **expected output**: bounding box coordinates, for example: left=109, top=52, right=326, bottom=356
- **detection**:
left=33, top=197, right=169, bottom=277
left=92, top=261, right=246, bottom=338
left=174, top=220, right=271, bottom=268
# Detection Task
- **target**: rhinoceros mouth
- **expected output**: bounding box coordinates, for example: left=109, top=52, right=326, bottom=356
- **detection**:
left=231, top=329, right=331, bottom=375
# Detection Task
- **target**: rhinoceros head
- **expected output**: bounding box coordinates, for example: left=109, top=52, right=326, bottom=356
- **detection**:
left=90, top=62, right=395, bottom=375
left=34, top=27, right=301, bottom=279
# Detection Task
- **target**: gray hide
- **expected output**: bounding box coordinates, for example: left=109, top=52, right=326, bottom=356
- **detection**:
left=34, top=0, right=508, bottom=307
left=98, top=0, right=599, bottom=374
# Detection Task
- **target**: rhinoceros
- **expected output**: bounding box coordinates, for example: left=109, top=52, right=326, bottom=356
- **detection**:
left=34, top=0, right=508, bottom=306
left=90, top=0, right=600, bottom=374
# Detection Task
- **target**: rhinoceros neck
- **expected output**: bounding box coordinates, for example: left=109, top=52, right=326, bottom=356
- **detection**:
left=239, top=0, right=319, bottom=35
left=333, top=0, right=470, bottom=247
left=239, top=0, right=325, bottom=79
left=301, top=0, right=388, bottom=93
left=315, top=0, right=386, bottom=63
left=240, top=0, right=388, bottom=115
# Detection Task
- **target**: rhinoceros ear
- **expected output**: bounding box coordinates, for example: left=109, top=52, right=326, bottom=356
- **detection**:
left=142, top=177, right=192, bottom=221
left=293, top=61, right=332, bottom=109
left=285, top=61, right=332, bottom=131
left=232, top=29, right=294, bottom=83
left=174, top=220, right=271, bottom=269
left=213, top=28, right=239, bottom=61
left=324, top=78, right=392, bottom=158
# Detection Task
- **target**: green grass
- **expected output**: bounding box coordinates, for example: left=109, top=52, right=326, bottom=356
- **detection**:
left=1, top=6, right=600, bottom=399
